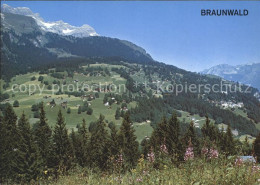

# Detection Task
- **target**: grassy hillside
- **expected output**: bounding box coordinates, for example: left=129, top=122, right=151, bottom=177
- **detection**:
left=1, top=62, right=259, bottom=142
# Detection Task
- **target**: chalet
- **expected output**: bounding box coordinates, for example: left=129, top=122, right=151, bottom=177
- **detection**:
left=81, top=95, right=88, bottom=100
left=49, top=99, right=56, bottom=108
left=123, top=107, right=128, bottom=111
left=232, top=129, right=239, bottom=136
left=194, top=123, right=200, bottom=128
left=61, top=101, right=68, bottom=109
left=2, top=99, right=10, bottom=103
left=228, top=156, right=256, bottom=163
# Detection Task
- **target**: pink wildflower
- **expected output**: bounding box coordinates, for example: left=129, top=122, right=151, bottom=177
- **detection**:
left=136, top=178, right=143, bottom=182
left=235, top=157, right=243, bottom=166
left=184, top=146, right=194, bottom=161
left=208, top=148, right=218, bottom=159
left=251, top=164, right=260, bottom=173
left=116, top=154, right=123, bottom=165
left=147, top=148, right=155, bottom=163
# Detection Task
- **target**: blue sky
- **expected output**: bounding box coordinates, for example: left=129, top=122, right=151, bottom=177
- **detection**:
left=2, top=1, right=260, bottom=72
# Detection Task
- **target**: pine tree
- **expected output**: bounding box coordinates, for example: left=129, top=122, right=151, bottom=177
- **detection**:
left=141, top=137, right=150, bottom=158
left=166, top=112, right=182, bottom=160
left=77, top=119, right=89, bottom=166
left=0, top=104, right=19, bottom=181
left=201, top=116, right=210, bottom=138
left=150, top=116, right=168, bottom=152
left=242, top=136, right=251, bottom=155
left=0, top=113, right=4, bottom=182
left=108, top=122, right=120, bottom=157
left=115, top=108, right=121, bottom=120
left=201, top=116, right=220, bottom=144
left=253, top=132, right=260, bottom=162
left=13, top=100, right=19, bottom=107
left=218, top=125, right=227, bottom=153
left=52, top=110, right=74, bottom=173
left=78, top=106, right=82, bottom=114
left=225, top=125, right=235, bottom=155
left=70, top=128, right=80, bottom=163
left=34, top=103, right=52, bottom=169
left=16, top=113, right=42, bottom=182
left=118, top=112, right=139, bottom=169
left=89, top=115, right=110, bottom=170
left=184, top=121, right=200, bottom=155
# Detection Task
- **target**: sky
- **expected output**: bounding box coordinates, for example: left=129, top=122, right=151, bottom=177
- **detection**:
left=2, top=1, right=260, bottom=72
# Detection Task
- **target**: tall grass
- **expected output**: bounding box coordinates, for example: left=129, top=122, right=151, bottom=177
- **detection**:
left=40, top=156, right=259, bottom=185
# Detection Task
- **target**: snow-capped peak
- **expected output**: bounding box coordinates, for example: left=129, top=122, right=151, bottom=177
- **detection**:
left=1, top=4, right=99, bottom=38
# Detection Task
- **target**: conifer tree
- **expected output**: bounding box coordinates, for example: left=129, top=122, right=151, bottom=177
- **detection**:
left=34, top=102, right=52, bottom=169
left=225, top=125, right=235, bottom=155
left=70, top=129, right=80, bottom=164
left=0, top=113, right=4, bottom=182
left=242, top=136, right=251, bottom=155
left=16, top=113, right=41, bottom=182
left=108, top=122, right=120, bottom=157
left=118, top=112, right=139, bottom=169
left=141, top=137, right=150, bottom=157
left=184, top=121, right=200, bottom=155
left=115, top=108, right=121, bottom=120
left=218, top=125, right=227, bottom=153
left=201, top=116, right=210, bottom=139
left=166, top=113, right=182, bottom=160
left=253, top=132, right=260, bottom=162
left=150, top=116, right=168, bottom=152
left=0, top=104, right=19, bottom=180
left=201, top=116, right=220, bottom=144
left=52, top=110, right=74, bottom=173
left=89, top=114, right=110, bottom=170
left=77, top=119, right=89, bottom=166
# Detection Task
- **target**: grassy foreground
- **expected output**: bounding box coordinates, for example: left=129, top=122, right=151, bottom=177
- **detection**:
left=40, top=157, right=259, bottom=185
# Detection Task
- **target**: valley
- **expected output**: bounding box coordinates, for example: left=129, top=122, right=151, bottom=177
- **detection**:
left=1, top=61, right=259, bottom=143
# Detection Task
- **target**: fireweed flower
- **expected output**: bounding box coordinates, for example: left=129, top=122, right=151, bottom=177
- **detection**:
left=147, top=148, right=155, bottom=163
left=184, top=146, right=194, bottom=161
left=251, top=164, right=260, bottom=173
left=160, top=138, right=168, bottom=154
left=116, top=154, right=123, bottom=165
left=208, top=148, right=218, bottom=159
left=235, top=157, right=243, bottom=166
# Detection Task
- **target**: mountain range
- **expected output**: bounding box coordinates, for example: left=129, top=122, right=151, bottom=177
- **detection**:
left=0, top=5, right=152, bottom=79
left=1, top=4, right=98, bottom=37
left=201, top=63, right=260, bottom=90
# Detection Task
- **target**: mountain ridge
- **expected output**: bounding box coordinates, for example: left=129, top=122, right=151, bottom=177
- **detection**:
left=201, top=63, right=260, bottom=90
left=1, top=4, right=98, bottom=38
left=0, top=12, right=153, bottom=79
